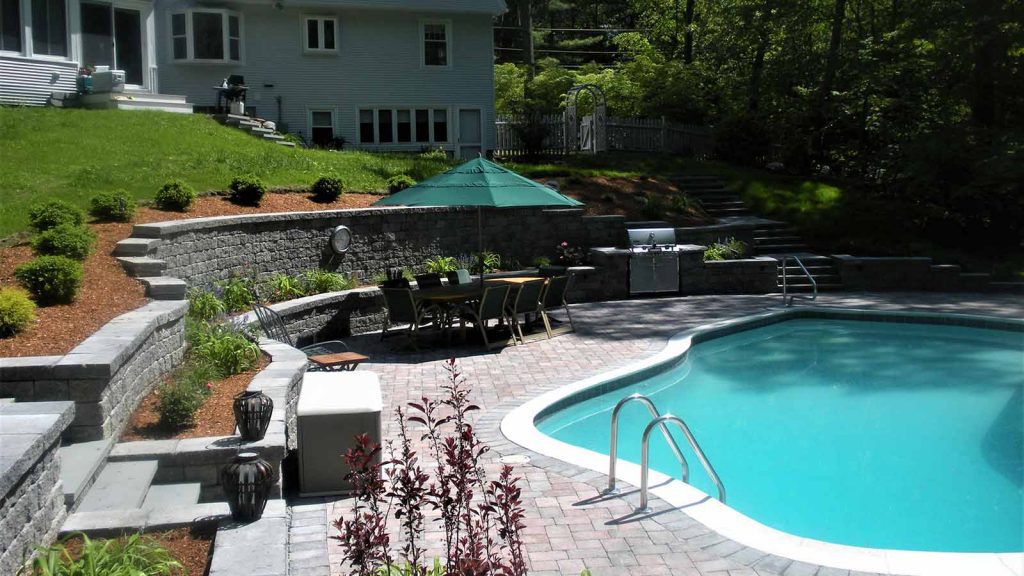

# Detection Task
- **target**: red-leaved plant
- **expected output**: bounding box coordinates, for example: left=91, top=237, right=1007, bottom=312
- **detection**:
left=334, top=359, right=528, bottom=576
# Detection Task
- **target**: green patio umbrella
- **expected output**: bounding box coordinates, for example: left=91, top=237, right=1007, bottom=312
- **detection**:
left=374, top=157, right=584, bottom=284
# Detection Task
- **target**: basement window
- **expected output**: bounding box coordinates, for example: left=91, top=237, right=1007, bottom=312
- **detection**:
left=358, top=108, right=449, bottom=145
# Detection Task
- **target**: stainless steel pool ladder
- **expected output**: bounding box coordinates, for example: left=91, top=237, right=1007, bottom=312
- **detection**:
left=604, top=393, right=726, bottom=513
left=782, top=254, right=817, bottom=307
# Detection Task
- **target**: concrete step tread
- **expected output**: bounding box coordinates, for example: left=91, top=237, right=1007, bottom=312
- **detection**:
left=275, top=141, right=296, bottom=147
left=77, top=460, right=158, bottom=513
left=261, top=133, right=285, bottom=141
left=139, top=277, right=187, bottom=300
left=116, top=256, right=167, bottom=277
left=59, top=440, right=112, bottom=508
left=113, top=237, right=161, bottom=256
left=142, top=483, right=201, bottom=510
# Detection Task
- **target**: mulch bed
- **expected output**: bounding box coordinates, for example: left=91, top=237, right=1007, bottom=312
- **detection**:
left=552, top=176, right=714, bottom=225
left=120, top=355, right=270, bottom=442
left=57, top=525, right=215, bottom=576
left=134, top=191, right=381, bottom=223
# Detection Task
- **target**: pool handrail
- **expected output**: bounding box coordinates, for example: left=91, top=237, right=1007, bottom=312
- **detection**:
left=638, top=413, right=726, bottom=511
left=605, top=393, right=689, bottom=495
left=782, top=255, right=817, bottom=307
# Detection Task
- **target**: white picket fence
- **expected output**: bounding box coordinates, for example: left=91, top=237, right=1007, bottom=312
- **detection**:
left=495, top=114, right=713, bottom=158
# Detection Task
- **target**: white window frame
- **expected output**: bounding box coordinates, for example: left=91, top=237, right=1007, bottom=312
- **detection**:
left=28, top=0, right=70, bottom=60
left=418, top=19, right=451, bottom=69
left=169, top=8, right=242, bottom=63
left=0, top=0, right=25, bottom=55
left=302, top=15, right=336, bottom=54
left=356, top=106, right=451, bottom=146
left=307, top=108, right=336, bottom=146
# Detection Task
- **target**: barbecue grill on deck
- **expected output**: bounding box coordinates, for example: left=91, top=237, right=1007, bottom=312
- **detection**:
left=627, top=227, right=684, bottom=295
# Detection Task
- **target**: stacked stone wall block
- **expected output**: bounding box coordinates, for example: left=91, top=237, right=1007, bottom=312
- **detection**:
left=0, top=449, right=67, bottom=576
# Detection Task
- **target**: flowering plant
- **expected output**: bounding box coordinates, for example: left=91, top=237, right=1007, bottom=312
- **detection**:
left=556, top=241, right=586, bottom=266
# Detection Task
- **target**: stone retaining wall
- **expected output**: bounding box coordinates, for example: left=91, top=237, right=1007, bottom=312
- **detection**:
left=0, top=302, right=187, bottom=441
left=588, top=247, right=780, bottom=296
left=134, top=207, right=626, bottom=289
left=0, top=401, right=75, bottom=575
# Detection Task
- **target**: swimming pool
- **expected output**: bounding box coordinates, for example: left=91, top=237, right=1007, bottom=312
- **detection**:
left=502, top=309, right=1024, bottom=574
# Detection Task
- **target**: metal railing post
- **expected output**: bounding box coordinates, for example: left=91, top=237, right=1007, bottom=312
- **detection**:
left=637, top=414, right=725, bottom=513
left=605, top=394, right=689, bottom=494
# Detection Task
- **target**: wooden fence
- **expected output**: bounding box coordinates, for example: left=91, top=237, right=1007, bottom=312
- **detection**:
left=495, top=115, right=713, bottom=158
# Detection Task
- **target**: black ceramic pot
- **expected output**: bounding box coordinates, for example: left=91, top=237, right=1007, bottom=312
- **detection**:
left=233, top=390, right=273, bottom=441
left=221, top=452, right=274, bottom=522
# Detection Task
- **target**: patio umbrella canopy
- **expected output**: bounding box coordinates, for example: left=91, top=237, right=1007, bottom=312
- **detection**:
left=374, top=158, right=584, bottom=282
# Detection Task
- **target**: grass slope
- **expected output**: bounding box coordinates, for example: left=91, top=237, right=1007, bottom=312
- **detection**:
left=0, top=107, right=449, bottom=237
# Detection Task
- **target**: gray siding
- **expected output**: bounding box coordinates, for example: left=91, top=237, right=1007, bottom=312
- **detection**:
left=154, top=4, right=496, bottom=152
left=0, top=55, right=78, bottom=105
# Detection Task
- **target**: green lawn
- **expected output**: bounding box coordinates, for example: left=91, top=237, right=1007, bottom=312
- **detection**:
left=0, top=107, right=451, bottom=238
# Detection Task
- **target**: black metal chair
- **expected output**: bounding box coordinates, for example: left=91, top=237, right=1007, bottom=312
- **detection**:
left=505, top=279, right=547, bottom=345
left=414, top=273, right=443, bottom=289
left=252, top=304, right=363, bottom=370
left=538, top=275, right=575, bottom=338
left=457, top=284, right=512, bottom=350
left=380, top=288, right=427, bottom=349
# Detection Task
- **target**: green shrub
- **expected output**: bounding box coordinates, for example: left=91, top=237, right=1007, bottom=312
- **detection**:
left=228, top=175, right=266, bottom=206
left=703, top=237, right=750, bottom=261
left=186, top=288, right=226, bottom=321
left=89, top=190, right=136, bottom=222
left=32, top=224, right=96, bottom=260
left=217, top=275, right=255, bottom=312
left=28, top=200, right=85, bottom=232
left=190, top=321, right=259, bottom=375
left=532, top=256, right=552, bottom=267
left=156, top=380, right=205, bottom=429
left=639, top=196, right=665, bottom=220
left=15, top=256, right=83, bottom=305
left=301, top=269, right=352, bottom=294
left=155, top=180, right=196, bottom=212
left=424, top=255, right=459, bottom=274
left=263, top=273, right=306, bottom=301
left=470, top=251, right=501, bottom=274
left=0, top=287, right=37, bottom=337
left=672, top=193, right=699, bottom=214
left=386, top=174, right=416, bottom=194
left=418, top=147, right=449, bottom=161
left=310, top=176, right=343, bottom=202
left=31, top=532, right=184, bottom=576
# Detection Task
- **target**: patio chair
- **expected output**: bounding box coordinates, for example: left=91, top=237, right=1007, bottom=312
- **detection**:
left=380, top=288, right=427, bottom=349
left=505, top=278, right=546, bottom=344
left=445, top=269, right=473, bottom=286
left=414, top=273, right=443, bottom=289
left=457, top=284, right=512, bottom=350
left=538, top=275, right=575, bottom=338
left=252, top=304, right=367, bottom=371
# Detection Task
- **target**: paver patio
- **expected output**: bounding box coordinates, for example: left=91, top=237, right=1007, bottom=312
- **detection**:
left=285, top=292, right=1024, bottom=576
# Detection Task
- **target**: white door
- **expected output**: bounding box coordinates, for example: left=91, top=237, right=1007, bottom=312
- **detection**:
left=457, top=108, right=482, bottom=159
left=80, top=0, right=149, bottom=89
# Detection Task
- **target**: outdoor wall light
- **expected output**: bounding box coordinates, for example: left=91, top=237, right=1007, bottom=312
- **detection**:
left=330, top=225, right=352, bottom=254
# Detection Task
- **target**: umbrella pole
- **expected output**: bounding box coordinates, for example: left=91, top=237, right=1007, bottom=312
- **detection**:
left=478, top=206, right=484, bottom=287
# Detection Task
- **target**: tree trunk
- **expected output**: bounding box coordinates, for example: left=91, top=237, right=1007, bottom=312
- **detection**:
left=683, top=0, right=696, bottom=63
left=520, top=0, right=535, bottom=77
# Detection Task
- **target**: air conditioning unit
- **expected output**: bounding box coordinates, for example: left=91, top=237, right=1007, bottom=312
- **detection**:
left=91, top=69, right=125, bottom=93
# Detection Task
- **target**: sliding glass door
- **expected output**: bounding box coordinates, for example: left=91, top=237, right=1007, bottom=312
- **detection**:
left=80, top=1, right=143, bottom=86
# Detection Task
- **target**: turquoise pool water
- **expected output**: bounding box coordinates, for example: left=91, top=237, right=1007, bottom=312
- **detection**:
left=537, top=319, right=1024, bottom=552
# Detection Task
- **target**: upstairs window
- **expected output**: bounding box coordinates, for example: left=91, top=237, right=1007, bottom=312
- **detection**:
left=304, top=16, right=336, bottom=52
left=1, top=0, right=21, bottom=53
left=170, top=9, right=241, bottom=62
left=31, top=0, right=66, bottom=57
left=421, top=21, right=448, bottom=67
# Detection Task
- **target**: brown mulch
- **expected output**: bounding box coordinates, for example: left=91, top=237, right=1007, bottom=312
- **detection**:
left=551, top=176, right=715, bottom=225
left=120, top=355, right=270, bottom=442
left=134, top=191, right=381, bottom=223
left=57, top=526, right=214, bottom=576
left=0, top=221, right=147, bottom=357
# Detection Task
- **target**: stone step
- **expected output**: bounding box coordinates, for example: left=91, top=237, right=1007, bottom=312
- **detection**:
left=756, top=243, right=810, bottom=252
left=59, top=440, right=113, bottom=510
left=275, top=140, right=297, bottom=147
left=755, top=236, right=803, bottom=243
left=116, top=256, right=167, bottom=277
left=122, top=91, right=189, bottom=104
left=77, top=460, right=158, bottom=512
left=780, top=282, right=844, bottom=292
left=261, top=133, right=285, bottom=141
left=113, top=237, right=161, bottom=256
left=245, top=126, right=274, bottom=135
left=61, top=502, right=232, bottom=537
left=139, top=277, right=187, bottom=300
left=142, top=483, right=201, bottom=510
left=113, top=99, right=194, bottom=114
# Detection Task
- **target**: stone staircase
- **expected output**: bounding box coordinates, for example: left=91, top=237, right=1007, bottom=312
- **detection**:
left=214, top=114, right=296, bottom=147
left=671, top=175, right=753, bottom=218
left=112, top=236, right=186, bottom=301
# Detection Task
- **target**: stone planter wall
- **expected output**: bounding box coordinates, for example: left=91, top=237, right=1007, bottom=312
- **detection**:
left=694, top=257, right=780, bottom=294
left=0, top=401, right=75, bottom=575
left=0, top=302, right=187, bottom=442
left=133, top=207, right=626, bottom=290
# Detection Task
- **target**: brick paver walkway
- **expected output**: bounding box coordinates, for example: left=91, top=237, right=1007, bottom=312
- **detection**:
left=286, top=293, right=1024, bottom=576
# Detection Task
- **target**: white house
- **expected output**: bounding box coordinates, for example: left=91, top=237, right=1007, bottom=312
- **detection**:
left=0, top=0, right=505, bottom=156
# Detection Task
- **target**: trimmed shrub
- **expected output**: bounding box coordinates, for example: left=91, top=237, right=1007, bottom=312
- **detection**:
left=15, top=256, right=84, bottom=305
left=28, top=200, right=85, bottom=232
left=301, top=269, right=352, bottom=294
left=311, top=176, right=343, bottom=202
left=228, top=175, right=266, bottom=206
left=0, top=287, right=37, bottom=337
left=186, top=288, right=226, bottom=321
left=32, top=223, right=96, bottom=260
left=89, top=190, right=137, bottom=222
left=157, top=380, right=205, bottom=428
left=155, top=180, right=196, bottom=212
left=386, top=174, right=416, bottom=194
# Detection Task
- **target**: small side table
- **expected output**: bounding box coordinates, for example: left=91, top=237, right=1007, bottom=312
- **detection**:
left=307, top=352, right=369, bottom=372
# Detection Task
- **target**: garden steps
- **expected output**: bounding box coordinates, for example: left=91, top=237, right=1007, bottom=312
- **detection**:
left=116, top=256, right=167, bottom=277
left=76, top=460, right=158, bottom=513
left=213, top=113, right=296, bottom=147
left=142, top=483, right=201, bottom=509
left=113, top=237, right=161, bottom=256
left=138, top=277, right=187, bottom=300
left=58, top=439, right=114, bottom=510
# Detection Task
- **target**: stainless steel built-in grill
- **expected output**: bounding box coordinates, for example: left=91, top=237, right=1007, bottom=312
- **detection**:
left=628, top=227, right=683, bottom=295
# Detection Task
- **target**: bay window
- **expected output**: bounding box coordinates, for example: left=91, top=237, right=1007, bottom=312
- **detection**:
left=170, top=9, right=241, bottom=62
